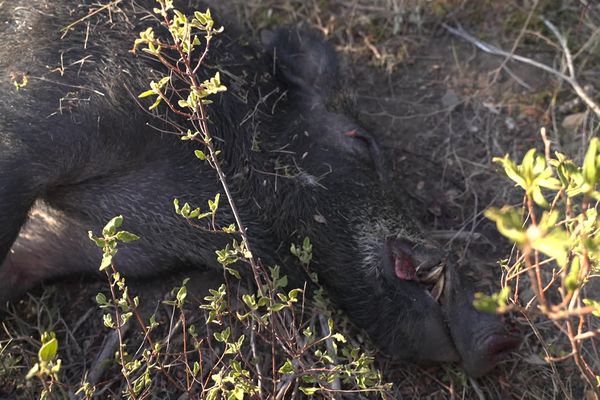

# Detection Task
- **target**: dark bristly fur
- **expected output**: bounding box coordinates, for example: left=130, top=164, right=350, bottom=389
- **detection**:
left=0, top=0, right=518, bottom=377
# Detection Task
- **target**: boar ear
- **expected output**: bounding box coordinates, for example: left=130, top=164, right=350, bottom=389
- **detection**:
left=262, top=26, right=338, bottom=100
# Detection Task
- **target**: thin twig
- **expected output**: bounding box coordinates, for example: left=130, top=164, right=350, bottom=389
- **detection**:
left=491, top=0, right=540, bottom=84
left=60, top=0, right=122, bottom=39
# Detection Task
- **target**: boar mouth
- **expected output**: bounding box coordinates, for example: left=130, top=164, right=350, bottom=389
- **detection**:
left=392, top=254, right=447, bottom=302
left=383, top=236, right=446, bottom=301
left=415, top=263, right=445, bottom=301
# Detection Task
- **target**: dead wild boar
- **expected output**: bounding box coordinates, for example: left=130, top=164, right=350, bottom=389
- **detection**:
left=0, top=0, right=519, bottom=377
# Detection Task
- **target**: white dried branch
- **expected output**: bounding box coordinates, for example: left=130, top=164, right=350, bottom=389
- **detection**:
left=442, top=22, right=600, bottom=119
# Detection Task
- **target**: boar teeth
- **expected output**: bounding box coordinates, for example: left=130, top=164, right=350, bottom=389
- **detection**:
left=430, top=274, right=445, bottom=302
left=417, top=263, right=445, bottom=284
left=415, top=264, right=445, bottom=302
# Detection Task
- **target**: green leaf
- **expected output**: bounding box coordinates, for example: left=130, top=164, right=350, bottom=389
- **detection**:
left=537, top=176, right=561, bottom=190
left=121, top=312, right=132, bottom=324
left=270, top=265, right=280, bottom=281
left=156, top=76, right=170, bottom=88
left=278, top=359, right=294, bottom=375
left=303, top=236, right=311, bottom=249
left=494, top=155, right=526, bottom=189
left=582, top=137, right=599, bottom=188
left=194, top=150, right=206, bottom=160
left=539, top=210, right=560, bottom=229
left=138, top=89, right=155, bottom=98
left=520, top=147, right=533, bottom=168
left=25, top=363, right=39, bottom=380
left=176, top=285, right=187, bottom=305
left=148, top=96, right=162, bottom=110
left=100, top=253, right=113, bottom=271
left=288, top=288, right=302, bottom=300
left=276, top=293, right=288, bottom=303
left=473, top=288, right=509, bottom=313
left=198, top=212, right=212, bottom=220
left=39, top=338, right=58, bottom=362
left=242, top=294, right=256, bottom=309
left=103, top=313, right=114, bottom=328
left=102, top=215, right=123, bottom=236
left=529, top=227, right=569, bottom=267
left=300, top=387, right=319, bottom=395
left=531, top=186, right=549, bottom=207
left=11, top=73, right=28, bottom=90
left=95, top=293, right=108, bottom=306
left=270, top=303, right=286, bottom=312
left=476, top=287, right=510, bottom=313
left=213, top=327, right=230, bottom=343
left=88, top=231, right=105, bottom=247
left=222, top=224, right=237, bottom=233
left=206, top=388, right=219, bottom=400
left=116, top=231, right=140, bottom=243
left=332, top=333, right=347, bottom=343
left=257, top=296, right=269, bottom=308
left=565, top=256, right=581, bottom=292
left=231, top=387, right=244, bottom=400
left=485, top=207, right=527, bottom=244
left=181, top=202, right=191, bottom=217
left=303, top=326, right=312, bottom=337
left=208, top=193, right=220, bottom=213
left=276, top=275, right=288, bottom=288
left=225, top=267, right=241, bottom=279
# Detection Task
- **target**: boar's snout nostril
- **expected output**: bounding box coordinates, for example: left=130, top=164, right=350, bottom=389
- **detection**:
left=484, top=333, right=521, bottom=358
left=461, top=332, right=522, bottom=378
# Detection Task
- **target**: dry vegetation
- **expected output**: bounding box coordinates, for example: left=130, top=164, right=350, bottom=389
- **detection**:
left=1, top=0, right=599, bottom=399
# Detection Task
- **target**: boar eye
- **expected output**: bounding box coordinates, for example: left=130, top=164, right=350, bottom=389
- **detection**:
left=344, top=129, right=370, bottom=150
left=344, top=129, right=388, bottom=183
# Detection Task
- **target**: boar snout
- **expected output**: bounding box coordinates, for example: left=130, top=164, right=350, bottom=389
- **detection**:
left=442, top=261, right=521, bottom=377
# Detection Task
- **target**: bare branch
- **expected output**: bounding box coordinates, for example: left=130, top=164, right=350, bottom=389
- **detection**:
left=442, top=22, right=600, bottom=119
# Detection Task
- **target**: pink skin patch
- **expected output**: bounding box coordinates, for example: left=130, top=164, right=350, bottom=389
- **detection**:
left=384, top=236, right=419, bottom=281
left=394, top=253, right=417, bottom=280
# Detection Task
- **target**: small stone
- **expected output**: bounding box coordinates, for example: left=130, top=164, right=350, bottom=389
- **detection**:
left=441, top=89, right=460, bottom=111
left=561, top=112, right=587, bottom=131
left=505, top=117, right=516, bottom=131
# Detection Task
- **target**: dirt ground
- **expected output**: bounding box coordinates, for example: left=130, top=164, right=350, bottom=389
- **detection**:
left=1, top=0, right=599, bottom=399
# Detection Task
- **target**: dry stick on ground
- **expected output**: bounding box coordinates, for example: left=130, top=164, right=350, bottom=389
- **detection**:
left=490, top=0, right=540, bottom=86
left=442, top=22, right=600, bottom=119
left=86, top=323, right=130, bottom=388
left=60, top=0, right=123, bottom=39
